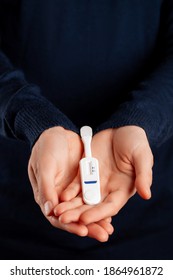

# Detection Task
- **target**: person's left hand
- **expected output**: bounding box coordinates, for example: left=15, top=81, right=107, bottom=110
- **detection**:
left=28, top=126, right=113, bottom=241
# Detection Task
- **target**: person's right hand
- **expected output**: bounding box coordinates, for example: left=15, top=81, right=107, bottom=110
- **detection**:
left=54, top=126, right=153, bottom=228
left=28, top=126, right=114, bottom=241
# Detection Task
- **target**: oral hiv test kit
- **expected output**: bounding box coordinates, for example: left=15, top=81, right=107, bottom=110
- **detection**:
left=79, top=126, right=101, bottom=205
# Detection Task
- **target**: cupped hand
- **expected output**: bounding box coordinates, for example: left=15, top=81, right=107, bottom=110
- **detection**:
left=28, top=126, right=113, bottom=241
left=55, top=126, right=153, bottom=226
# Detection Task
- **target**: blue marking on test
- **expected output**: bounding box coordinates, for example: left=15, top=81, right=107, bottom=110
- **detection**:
left=84, top=181, right=97, bottom=184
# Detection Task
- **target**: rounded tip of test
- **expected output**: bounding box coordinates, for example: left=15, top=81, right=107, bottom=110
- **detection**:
left=80, top=126, right=93, bottom=138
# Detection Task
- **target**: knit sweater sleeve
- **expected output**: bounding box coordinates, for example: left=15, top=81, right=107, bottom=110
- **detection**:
left=0, top=51, right=78, bottom=147
left=96, top=0, right=173, bottom=147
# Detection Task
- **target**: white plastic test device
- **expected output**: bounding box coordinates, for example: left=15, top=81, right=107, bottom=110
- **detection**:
left=79, top=126, right=101, bottom=205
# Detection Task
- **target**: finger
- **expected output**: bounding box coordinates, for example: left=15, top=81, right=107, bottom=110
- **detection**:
left=87, top=223, right=110, bottom=242
left=133, top=148, right=154, bottom=199
left=105, top=217, right=112, bottom=223
left=50, top=216, right=112, bottom=241
left=59, top=204, right=92, bottom=224
left=37, top=162, right=61, bottom=216
left=39, top=176, right=59, bottom=216
left=60, top=173, right=81, bottom=201
left=54, top=196, right=83, bottom=216
left=49, top=216, right=88, bottom=237
left=97, top=219, right=114, bottom=235
left=55, top=199, right=113, bottom=224
left=80, top=189, right=132, bottom=224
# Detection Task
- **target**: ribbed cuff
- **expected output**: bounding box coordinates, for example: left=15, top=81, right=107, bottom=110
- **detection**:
left=95, top=101, right=165, bottom=147
left=4, top=84, right=79, bottom=147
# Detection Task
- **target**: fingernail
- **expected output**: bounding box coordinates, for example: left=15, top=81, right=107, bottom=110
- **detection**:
left=44, top=201, right=53, bottom=216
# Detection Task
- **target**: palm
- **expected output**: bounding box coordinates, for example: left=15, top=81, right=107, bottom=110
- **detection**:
left=92, top=129, right=136, bottom=202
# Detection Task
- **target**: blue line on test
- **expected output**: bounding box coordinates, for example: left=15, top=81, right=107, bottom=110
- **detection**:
left=84, top=181, right=97, bottom=184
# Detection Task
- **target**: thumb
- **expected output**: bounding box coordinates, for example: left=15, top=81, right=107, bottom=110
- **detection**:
left=133, top=147, right=154, bottom=200
left=38, top=166, right=62, bottom=217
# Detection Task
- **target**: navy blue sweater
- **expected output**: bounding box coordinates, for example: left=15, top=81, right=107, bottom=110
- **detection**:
left=0, top=0, right=173, bottom=259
